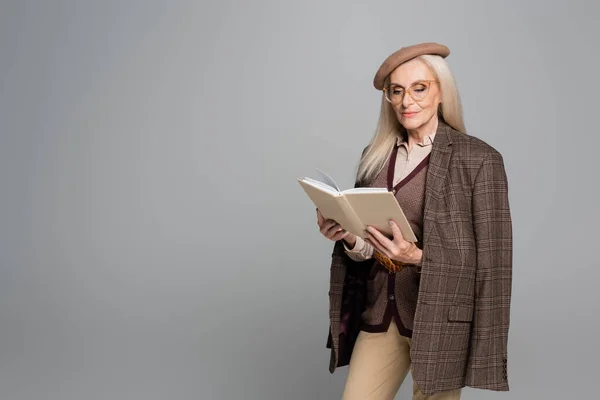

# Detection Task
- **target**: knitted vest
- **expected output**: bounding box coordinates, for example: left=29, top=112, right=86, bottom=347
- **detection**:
left=359, top=146, right=429, bottom=337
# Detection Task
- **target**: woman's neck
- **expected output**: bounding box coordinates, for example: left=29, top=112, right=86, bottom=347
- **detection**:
left=406, top=115, right=439, bottom=147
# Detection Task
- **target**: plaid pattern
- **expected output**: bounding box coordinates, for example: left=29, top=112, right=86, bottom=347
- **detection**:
left=326, top=120, right=513, bottom=396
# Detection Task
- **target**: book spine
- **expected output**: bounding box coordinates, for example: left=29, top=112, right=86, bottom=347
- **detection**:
left=338, top=195, right=365, bottom=238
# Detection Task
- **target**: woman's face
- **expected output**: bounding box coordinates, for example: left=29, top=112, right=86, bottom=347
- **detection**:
left=386, top=58, right=442, bottom=131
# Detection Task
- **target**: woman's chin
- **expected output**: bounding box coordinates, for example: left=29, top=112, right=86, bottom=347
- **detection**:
left=399, top=117, right=422, bottom=130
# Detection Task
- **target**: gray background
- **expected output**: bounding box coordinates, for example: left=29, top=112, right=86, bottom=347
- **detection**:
left=1, top=0, right=598, bottom=399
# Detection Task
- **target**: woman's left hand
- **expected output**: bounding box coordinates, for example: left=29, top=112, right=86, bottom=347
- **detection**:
left=364, top=220, right=423, bottom=265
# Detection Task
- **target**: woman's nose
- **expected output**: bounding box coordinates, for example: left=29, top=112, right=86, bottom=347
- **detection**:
left=401, top=91, right=414, bottom=108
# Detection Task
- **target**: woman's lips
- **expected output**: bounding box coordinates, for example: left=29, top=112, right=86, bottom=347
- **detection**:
left=402, top=111, right=419, bottom=118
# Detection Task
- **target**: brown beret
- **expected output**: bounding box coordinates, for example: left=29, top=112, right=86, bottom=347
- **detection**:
left=373, top=42, right=450, bottom=90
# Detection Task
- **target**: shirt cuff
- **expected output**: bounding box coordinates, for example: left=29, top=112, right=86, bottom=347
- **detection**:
left=343, top=236, right=374, bottom=261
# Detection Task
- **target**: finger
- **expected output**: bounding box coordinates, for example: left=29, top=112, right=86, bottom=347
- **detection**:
left=316, top=209, right=325, bottom=225
left=366, top=226, right=393, bottom=252
left=364, top=233, right=392, bottom=258
left=320, top=219, right=336, bottom=234
left=388, top=220, right=412, bottom=253
left=331, top=229, right=349, bottom=241
left=325, top=222, right=344, bottom=238
left=364, top=230, right=385, bottom=253
left=322, top=221, right=339, bottom=236
left=326, top=220, right=339, bottom=232
left=388, top=220, right=404, bottom=242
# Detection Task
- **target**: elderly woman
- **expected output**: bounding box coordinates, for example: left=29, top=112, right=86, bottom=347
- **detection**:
left=316, top=43, right=512, bottom=399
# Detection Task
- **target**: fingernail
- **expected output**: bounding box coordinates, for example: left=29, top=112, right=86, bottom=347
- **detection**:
left=388, top=220, right=393, bottom=226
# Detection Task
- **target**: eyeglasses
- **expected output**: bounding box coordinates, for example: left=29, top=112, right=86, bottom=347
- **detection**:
left=383, top=80, right=438, bottom=104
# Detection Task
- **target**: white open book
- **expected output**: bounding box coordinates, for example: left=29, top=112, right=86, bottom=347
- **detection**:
left=297, top=169, right=417, bottom=242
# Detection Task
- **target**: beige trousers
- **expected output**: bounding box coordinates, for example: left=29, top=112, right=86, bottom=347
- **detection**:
left=342, top=320, right=461, bottom=400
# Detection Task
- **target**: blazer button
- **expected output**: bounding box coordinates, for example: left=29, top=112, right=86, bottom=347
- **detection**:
left=388, top=294, right=395, bottom=301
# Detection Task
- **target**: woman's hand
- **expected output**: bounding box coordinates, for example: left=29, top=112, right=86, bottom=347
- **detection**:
left=316, top=209, right=356, bottom=246
left=364, top=220, right=422, bottom=265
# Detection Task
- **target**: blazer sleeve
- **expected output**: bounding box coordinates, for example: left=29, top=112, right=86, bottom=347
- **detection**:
left=465, top=151, right=513, bottom=391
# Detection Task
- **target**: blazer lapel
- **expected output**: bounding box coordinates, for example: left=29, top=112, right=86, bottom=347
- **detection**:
left=423, top=120, right=453, bottom=218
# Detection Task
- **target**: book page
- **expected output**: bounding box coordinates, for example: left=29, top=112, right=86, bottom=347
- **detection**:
left=315, top=168, right=341, bottom=192
left=300, top=177, right=338, bottom=195
left=343, top=187, right=389, bottom=194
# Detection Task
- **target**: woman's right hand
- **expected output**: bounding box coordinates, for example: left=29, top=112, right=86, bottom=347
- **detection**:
left=316, top=209, right=357, bottom=247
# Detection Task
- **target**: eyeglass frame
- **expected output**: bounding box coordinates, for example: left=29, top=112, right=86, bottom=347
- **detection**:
left=383, top=79, right=439, bottom=104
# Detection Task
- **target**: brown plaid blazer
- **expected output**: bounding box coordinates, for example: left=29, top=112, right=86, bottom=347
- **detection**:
left=326, top=120, right=513, bottom=396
